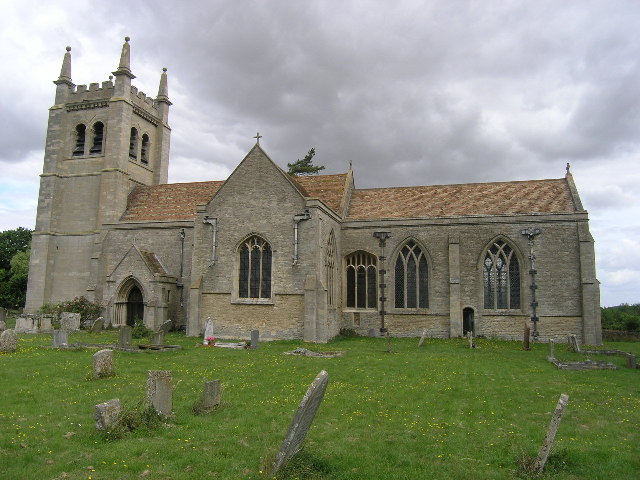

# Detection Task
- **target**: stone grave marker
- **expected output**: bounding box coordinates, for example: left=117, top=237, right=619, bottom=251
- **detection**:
left=52, top=330, right=69, bottom=348
left=523, top=323, right=531, bottom=350
left=93, top=349, right=115, bottom=378
left=0, top=329, right=18, bottom=352
left=418, top=328, right=428, bottom=347
left=367, top=328, right=376, bottom=337
left=467, top=330, right=476, bottom=349
left=533, top=393, right=569, bottom=474
left=272, top=370, right=329, bottom=474
left=118, top=326, right=132, bottom=347
left=250, top=330, right=259, bottom=349
left=626, top=353, right=637, bottom=369
left=146, top=370, right=173, bottom=417
left=0, top=307, right=5, bottom=323
left=203, top=380, right=222, bottom=410
left=91, top=317, right=104, bottom=333
left=203, top=317, right=214, bottom=345
left=60, top=312, right=81, bottom=332
left=14, top=317, right=36, bottom=333
left=94, top=398, right=122, bottom=431
left=151, top=331, right=165, bottom=346
left=39, top=315, right=54, bottom=333
left=567, top=334, right=580, bottom=353
left=548, top=339, right=555, bottom=360
left=0, top=319, right=6, bottom=332
left=159, top=320, right=172, bottom=334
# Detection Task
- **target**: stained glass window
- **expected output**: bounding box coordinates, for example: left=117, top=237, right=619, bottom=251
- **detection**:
left=238, top=236, right=272, bottom=299
left=345, top=251, right=377, bottom=309
left=483, top=240, right=520, bottom=309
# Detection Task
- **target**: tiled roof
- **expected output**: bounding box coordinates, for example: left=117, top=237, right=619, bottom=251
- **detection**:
left=294, top=173, right=349, bottom=213
left=346, top=178, right=575, bottom=220
left=121, top=181, right=224, bottom=222
left=138, top=249, right=167, bottom=275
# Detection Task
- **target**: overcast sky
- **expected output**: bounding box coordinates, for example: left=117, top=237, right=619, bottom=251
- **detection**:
left=1, top=0, right=638, bottom=306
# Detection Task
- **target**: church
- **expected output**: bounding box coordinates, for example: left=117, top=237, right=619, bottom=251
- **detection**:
left=25, top=38, right=603, bottom=344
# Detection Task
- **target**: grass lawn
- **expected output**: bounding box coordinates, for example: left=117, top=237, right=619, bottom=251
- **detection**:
left=0, top=329, right=638, bottom=480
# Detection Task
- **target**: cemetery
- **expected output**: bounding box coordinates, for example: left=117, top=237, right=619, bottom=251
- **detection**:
left=0, top=319, right=638, bottom=479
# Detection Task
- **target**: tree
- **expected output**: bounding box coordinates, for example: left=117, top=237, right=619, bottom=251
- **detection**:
left=0, top=227, right=32, bottom=270
left=287, top=148, right=325, bottom=176
left=0, top=228, right=32, bottom=309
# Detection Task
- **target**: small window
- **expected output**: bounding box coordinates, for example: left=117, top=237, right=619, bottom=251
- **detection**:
left=72, top=124, right=86, bottom=156
left=89, top=122, right=104, bottom=155
left=483, top=239, right=520, bottom=309
left=140, top=134, right=150, bottom=164
left=129, top=127, right=138, bottom=159
left=345, top=251, right=377, bottom=309
left=238, top=236, right=272, bottom=299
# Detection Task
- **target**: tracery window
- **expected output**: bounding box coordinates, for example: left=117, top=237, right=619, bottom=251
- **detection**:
left=129, top=127, right=138, bottom=159
left=325, top=231, right=336, bottom=306
left=72, top=124, right=86, bottom=156
left=345, top=251, right=377, bottom=309
left=483, top=239, right=520, bottom=309
left=140, top=133, right=150, bottom=164
left=89, top=122, right=104, bottom=155
left=394, top=240, right=428, bottom=309
left=238, top=236, right=272, bottom=299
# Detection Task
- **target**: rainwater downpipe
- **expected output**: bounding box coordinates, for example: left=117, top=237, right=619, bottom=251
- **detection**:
left=292, top=209, right=311, bottom=265
left=178, top=228, right=185, bottom=306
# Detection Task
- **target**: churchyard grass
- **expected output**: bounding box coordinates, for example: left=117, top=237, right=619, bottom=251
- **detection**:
left=0, top=332, right=638, bottom=479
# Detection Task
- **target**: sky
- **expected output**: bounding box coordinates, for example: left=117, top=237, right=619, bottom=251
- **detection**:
left=0, top=0, right=638, bottom=307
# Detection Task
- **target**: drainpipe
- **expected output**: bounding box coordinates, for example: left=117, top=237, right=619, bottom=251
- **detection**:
left=178, top=228, right=185, bottom=306
left=204, top=216, right=217, bottom=265
left=373, top=231, right=391, bottom=336
left=521, top=227, right=542, bottom=340
left=292, top=209, right=311, bottom=265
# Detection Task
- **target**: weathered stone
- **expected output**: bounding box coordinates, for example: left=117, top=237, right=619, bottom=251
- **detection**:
left=151, top=331, right=165, bottom=345
left=250, top=329, right=259, bottom=349
left=548, top=339, right=555, bottom=360
left=203, top=317, right=214, bottom=345
left=93, top=349, right=115, bottom=378
left=567, top=334, right=580, bottom=353
left=0, top=307, right=5, bottom=323
left=0, top=320, right=6, bottom=332
left=118, top=326, right=132, bottom=347
left=203, top=379, right=222, bottom=410
left=0, top=329, right=18, bottom=352
left=523, top=323, right=531, bottom=350
left=52, top=330, right=69, bottom=348
left=534, top=393, right=569, bottom=473
left=14, top=317, right=36, bottom=333
left=418, top=328, right=427, bottom=347
left=94, top=398, right=122, bottom=431
left=159, top=320, right=172, bottom=334
left=39, top=315, right=53, bottom=333
left=91, top=317, right=104, bottom=333
left=467, top=330, right=476, bottom=349
left=146, top=370, right=172, bottom=416
left=367, top=328, right=377, bottom=337
left=626, top=353, right=637, bottom=369
left=272, top=370, right=329, bottom=474
left=60, top=312, right=81, bottom=332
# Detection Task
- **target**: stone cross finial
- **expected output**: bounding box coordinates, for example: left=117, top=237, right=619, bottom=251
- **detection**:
left=253, top=132, right=262, bottom=144
left=566, top=162, right=571, bottom=175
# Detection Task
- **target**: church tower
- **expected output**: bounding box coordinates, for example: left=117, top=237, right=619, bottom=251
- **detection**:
left=25, top=37, right=171, bottom=311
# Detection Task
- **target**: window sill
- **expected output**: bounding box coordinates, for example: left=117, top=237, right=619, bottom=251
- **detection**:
left=342, top=308, right=378, bottom=313
left=231, top=298, right=274, bottom=306
left=482, top=309, right=525, bottom=315
left=388, top=309, right=430, bottom=315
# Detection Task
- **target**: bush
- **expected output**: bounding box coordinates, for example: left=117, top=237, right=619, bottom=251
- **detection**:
left=132, top=317, right=152, bottom=339
left=38, top=296, right=101, bottom=327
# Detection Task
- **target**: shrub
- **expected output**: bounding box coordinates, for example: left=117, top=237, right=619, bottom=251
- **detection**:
left=38, top=296, right=101, bottom=326
left=132, top=317, right=152, bottom=339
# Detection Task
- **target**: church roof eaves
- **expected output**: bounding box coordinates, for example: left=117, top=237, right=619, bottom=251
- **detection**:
left=293, top=173, right=349, bottom=216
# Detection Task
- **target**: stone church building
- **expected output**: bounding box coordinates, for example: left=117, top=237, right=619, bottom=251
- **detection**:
left=25, top=39, right=602, bottom=344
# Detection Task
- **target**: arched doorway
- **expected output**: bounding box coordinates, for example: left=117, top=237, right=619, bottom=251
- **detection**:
left=463, top=307, right=474, bottom=335
left=126, top=285, right=144, bottom=326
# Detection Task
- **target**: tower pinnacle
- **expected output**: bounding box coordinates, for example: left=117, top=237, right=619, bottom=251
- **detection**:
left=54, top=46, right=73, bottom=86
left=112, top=36, right=135, bottom=79
left=156, top=67, right=171, bottom=105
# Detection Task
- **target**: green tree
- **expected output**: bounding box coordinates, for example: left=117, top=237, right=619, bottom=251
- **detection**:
left=0, top=227, right=32, bottom=270
left=0, top=228, right=32, bottom=309
left=287, top=148, right=325, bottom=176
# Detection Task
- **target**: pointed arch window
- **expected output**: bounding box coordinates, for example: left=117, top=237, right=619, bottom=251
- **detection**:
left=394, top=240, right=429, bottom=309
left=89, top=121, right=104, bottom=155
left=72, top=124, right=86, bottom=156
left=483, top=239, right=520, bottom=309
left=129, top=127, right=138, bottom=159
left=325, top=231, right=337, bottom=306
left=140, top=133, right=150, bottom=164
left=238, top=236, right=272, bottom=299
left=345, top=251, right=377, bottom=309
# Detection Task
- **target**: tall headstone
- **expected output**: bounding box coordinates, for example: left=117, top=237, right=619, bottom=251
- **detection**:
left=203, top=317, right=214, bottom=345
left=93, top=349, right=115, bottom=378
left=626, top=353, right=637, bottom=369
left=533, top=393, right=569, bottom=474
left=94, top=398, right=122, bottom=431
left=91, top=317, right=104, bottom=333
left=52, top=329, right=69, bottom=348
left=203, top=380, right=222, bottom=410
left=118, top=326, right=132, bottom=347
left=272, top=370, right=329, bottom=474
left=151, top=331, right=165, bottom=346
left=467, top=330, right=476, bottom=349
left=146, top=370, right=173, bottom=417
left=159, top=320, right=172, bottom=334
left=418, top=328, right=428, bottom=347
left=523, top=323, right=531, bottom=351
left=0, top=329, right=18, bottom=352
left=548, top=339, right=555, bottom=360
left=60, top=312, right=81, bottom=332
left=567, top=334, right=580, bottom=353
left=250, top=330, right=259, bottom=349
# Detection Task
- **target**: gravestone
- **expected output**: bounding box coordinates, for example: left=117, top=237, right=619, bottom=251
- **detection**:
left=272, top=370, right=329, bottom=474
left=91, top=317, right=104, bottom=333
left=567, top=334, right=580, bottom=353
left=14, top=317, right=36, bottom=333
left=93, top=349, right=115, bottom=378
left=203, top=379, right=222, bottom=410
left=548, top=339, right=555, bottom=360
left=39, top=315, right=53, bottom=332
left=418, top=328, right=427, bottom=347
left=151, top=331, right=165, bottom=346
left=367, top=328, right=376, bottom=337
left=0, top=329, right=18, bottom=352
left=146, top=370, right=173, bottom=416
left=94, top=398, right=122, bottom=431
left=203, top=317, right=214, bottom=345
left=52, top=330, right=69, bottom=348
left=159, top=320, right=172, bottom=334
left=0, top=307, right=5, bottom=323
left=250, top=330, right=259, bottom=349
left=626, top=353, right=637, bottom=369
left=467, top=330, right=476, bottom=349
left=533, top=393, right=569, bottom=474
left=0, top=320, right=6, bottom=332
left=118, top=326, right=132, bottom=347
left=60, top=312, right=81, bottom=332
left=523, top=323, right=531, bottom=350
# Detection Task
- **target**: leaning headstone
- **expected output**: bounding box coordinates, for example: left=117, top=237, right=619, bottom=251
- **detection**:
left=203, top=380, right=222, bottom=410
left=523, top=323, right=531, bottom=351
left=533, top=393, right=569, bottom=474
left=567, top=334, right=580, bottom=353
left=151, top=331, right=165, bottom=346
left=146, top=370, right=173, bottom=417
left=52, top=330, right=69, bottom=348
left=272, top=370, right=329, bottom=474
left=94, top=398, right=122, bottom=431
left=203, top=317, right=214, bottom=345
left=60, top=312, right=81, bottom=332
left=118, top=326, right=132, bottom=347
left=250, top=330, right=260, bottom=349
left=159, top=320, right=172, bottom=334
left=91, top=317, right=104, bottom=333
left=0, top=329, right=18, bottom=352
left=418, top=328, right=428, bottom=347
left=93, top=349, right=115, bottom=378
